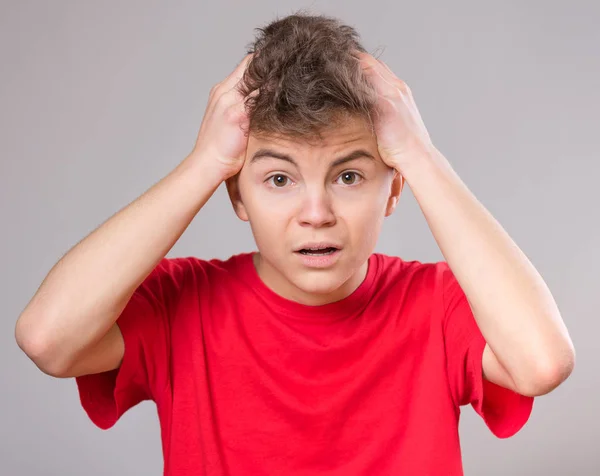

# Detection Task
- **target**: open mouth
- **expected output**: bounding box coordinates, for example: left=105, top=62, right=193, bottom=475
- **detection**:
left=297, top=247, right=339, bottom=256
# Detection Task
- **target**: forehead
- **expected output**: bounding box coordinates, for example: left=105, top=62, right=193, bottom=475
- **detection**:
left=248, top=115, right=375, bottom=152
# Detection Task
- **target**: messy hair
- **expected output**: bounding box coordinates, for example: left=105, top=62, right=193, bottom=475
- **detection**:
left=237, top=11, right=379, bottom=142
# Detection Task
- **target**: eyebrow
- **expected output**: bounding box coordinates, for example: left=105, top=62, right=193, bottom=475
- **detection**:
left=249, top=148, right=376, bottom=168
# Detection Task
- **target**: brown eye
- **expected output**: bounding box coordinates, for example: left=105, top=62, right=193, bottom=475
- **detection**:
left=338, top=172, right=360, bottom=185
left=270, top=174, right=288, bottom=187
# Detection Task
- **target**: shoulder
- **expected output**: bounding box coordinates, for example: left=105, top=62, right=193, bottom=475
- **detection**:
left=370, top=253, right=458, bottom=321
left=152, top=252, right=252, bottom=287
left=372, top=252, right=447, bottom=292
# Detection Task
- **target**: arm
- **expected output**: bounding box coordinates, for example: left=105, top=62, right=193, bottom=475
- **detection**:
left=355, top=51, right=575, bottom=397
left=15, top=53, right=255, bottom=378
left=404, top=150, right=575, bottom=397
left=15, top=155, right=223, bottom=378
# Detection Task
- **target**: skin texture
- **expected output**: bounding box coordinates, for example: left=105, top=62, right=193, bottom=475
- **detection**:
left=226, top=115, right=403, bottom=306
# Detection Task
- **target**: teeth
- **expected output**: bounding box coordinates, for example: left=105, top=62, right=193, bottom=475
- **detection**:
left=299, top=247, right=337, bottom=255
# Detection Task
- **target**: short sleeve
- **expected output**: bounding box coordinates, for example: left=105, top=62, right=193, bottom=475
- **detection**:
left=75, top=257, right=187, bottom=429
left=440, top=262, right=534, bottom=438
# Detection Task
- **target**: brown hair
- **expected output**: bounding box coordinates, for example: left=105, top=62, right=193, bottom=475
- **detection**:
left=237, top=11, right=379, bottom=142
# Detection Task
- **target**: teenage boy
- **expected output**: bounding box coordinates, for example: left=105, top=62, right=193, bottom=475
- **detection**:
left=16, top=13, right=575, bottom=476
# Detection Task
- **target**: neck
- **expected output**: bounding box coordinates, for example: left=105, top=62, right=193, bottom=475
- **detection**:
left=253, top=252, right=368, bottom=306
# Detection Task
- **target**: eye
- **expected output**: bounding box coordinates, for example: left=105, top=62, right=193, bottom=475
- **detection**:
left=336, top=171, right=363, bottom=186
left=267, top=174, right=291, bottom=188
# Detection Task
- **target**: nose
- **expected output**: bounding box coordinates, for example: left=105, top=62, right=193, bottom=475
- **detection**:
left=297, top=187, right=336, bottom=228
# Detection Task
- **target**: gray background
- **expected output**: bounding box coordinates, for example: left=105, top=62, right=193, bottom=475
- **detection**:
left=1, top=0, right=598, bottom=474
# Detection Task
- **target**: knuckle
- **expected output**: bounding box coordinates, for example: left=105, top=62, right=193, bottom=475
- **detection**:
left=209, top=82, right=222, bottom=97
left=398, top=81, right=411, bottom=94
left=223, top=103, right=242, bottom=121
left=213, top=89, right=235, bottom=111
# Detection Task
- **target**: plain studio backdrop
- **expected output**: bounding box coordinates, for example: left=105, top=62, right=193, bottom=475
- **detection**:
left=1, top=1, right=598, bottom=475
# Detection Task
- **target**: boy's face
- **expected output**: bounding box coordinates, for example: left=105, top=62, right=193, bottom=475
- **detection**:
left=226, top=115, right=403, bottom=306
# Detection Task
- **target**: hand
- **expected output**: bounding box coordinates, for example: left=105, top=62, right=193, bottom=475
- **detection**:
left=354, top=51, right=435, bottom=172
left=188, top=53, right=257, bottom=181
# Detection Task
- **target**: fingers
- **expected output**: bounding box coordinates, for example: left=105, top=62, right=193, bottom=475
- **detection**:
left=206, top=53, right=256, bottom=114
left=357, top=54, right=401, bottom=99
left=375, top=57, right=394, bottom=75
left=355, top=51, right=411, bottom=96
left=220, top=53, right=254, bottom=93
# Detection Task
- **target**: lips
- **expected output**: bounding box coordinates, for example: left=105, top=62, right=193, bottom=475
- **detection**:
left=298, top=248, right=337, bottom=256
left=294, top=242, right=342, bottom=255
left=294, top=243, right=342, bottom=268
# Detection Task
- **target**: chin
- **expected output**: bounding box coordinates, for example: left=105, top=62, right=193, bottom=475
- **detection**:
left=289, top=269, right=350, bottom=296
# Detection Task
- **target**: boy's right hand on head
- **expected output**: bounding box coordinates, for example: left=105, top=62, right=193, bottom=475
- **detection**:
left=188, top=53, right=257, bottom=182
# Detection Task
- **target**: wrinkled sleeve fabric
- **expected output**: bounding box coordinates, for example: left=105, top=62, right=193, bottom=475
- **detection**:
left=75, top=257, right=187, bottom=429
left=439, top=262, right=534, bottom=438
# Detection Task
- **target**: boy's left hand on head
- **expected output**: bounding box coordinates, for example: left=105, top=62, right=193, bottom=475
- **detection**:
left=354, top=51, right=436, bottom=173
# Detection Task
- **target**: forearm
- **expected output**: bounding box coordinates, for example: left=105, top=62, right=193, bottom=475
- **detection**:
left=15, top=153, right=221, bottom=368
left=402, top=148, right=575, bottom=390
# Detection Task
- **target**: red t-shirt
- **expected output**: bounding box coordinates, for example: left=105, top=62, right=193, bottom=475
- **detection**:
left=75, top=252, right=534, bottom=475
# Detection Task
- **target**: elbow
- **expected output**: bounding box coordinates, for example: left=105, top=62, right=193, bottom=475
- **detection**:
left=517, top=344, right=576, bottom=397
left=15, top=317, right=72, bottom=378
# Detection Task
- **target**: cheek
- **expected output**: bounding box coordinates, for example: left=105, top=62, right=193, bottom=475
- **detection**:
left=335, top=184, right=390, bottom=216
left=335, top=188, right=389, bottom=241
left=245, top=192, right=293, bottom=222
left=244, top=182, right=300, bottom=216
left=343, top=205, right=386, bottom=242
left=243, top=193, right=292, bottom=245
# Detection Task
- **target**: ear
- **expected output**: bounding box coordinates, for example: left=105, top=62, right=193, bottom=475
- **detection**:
left=225, top=173, right=250, bottom=222
left=385, top=170, right=404, bottom=217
